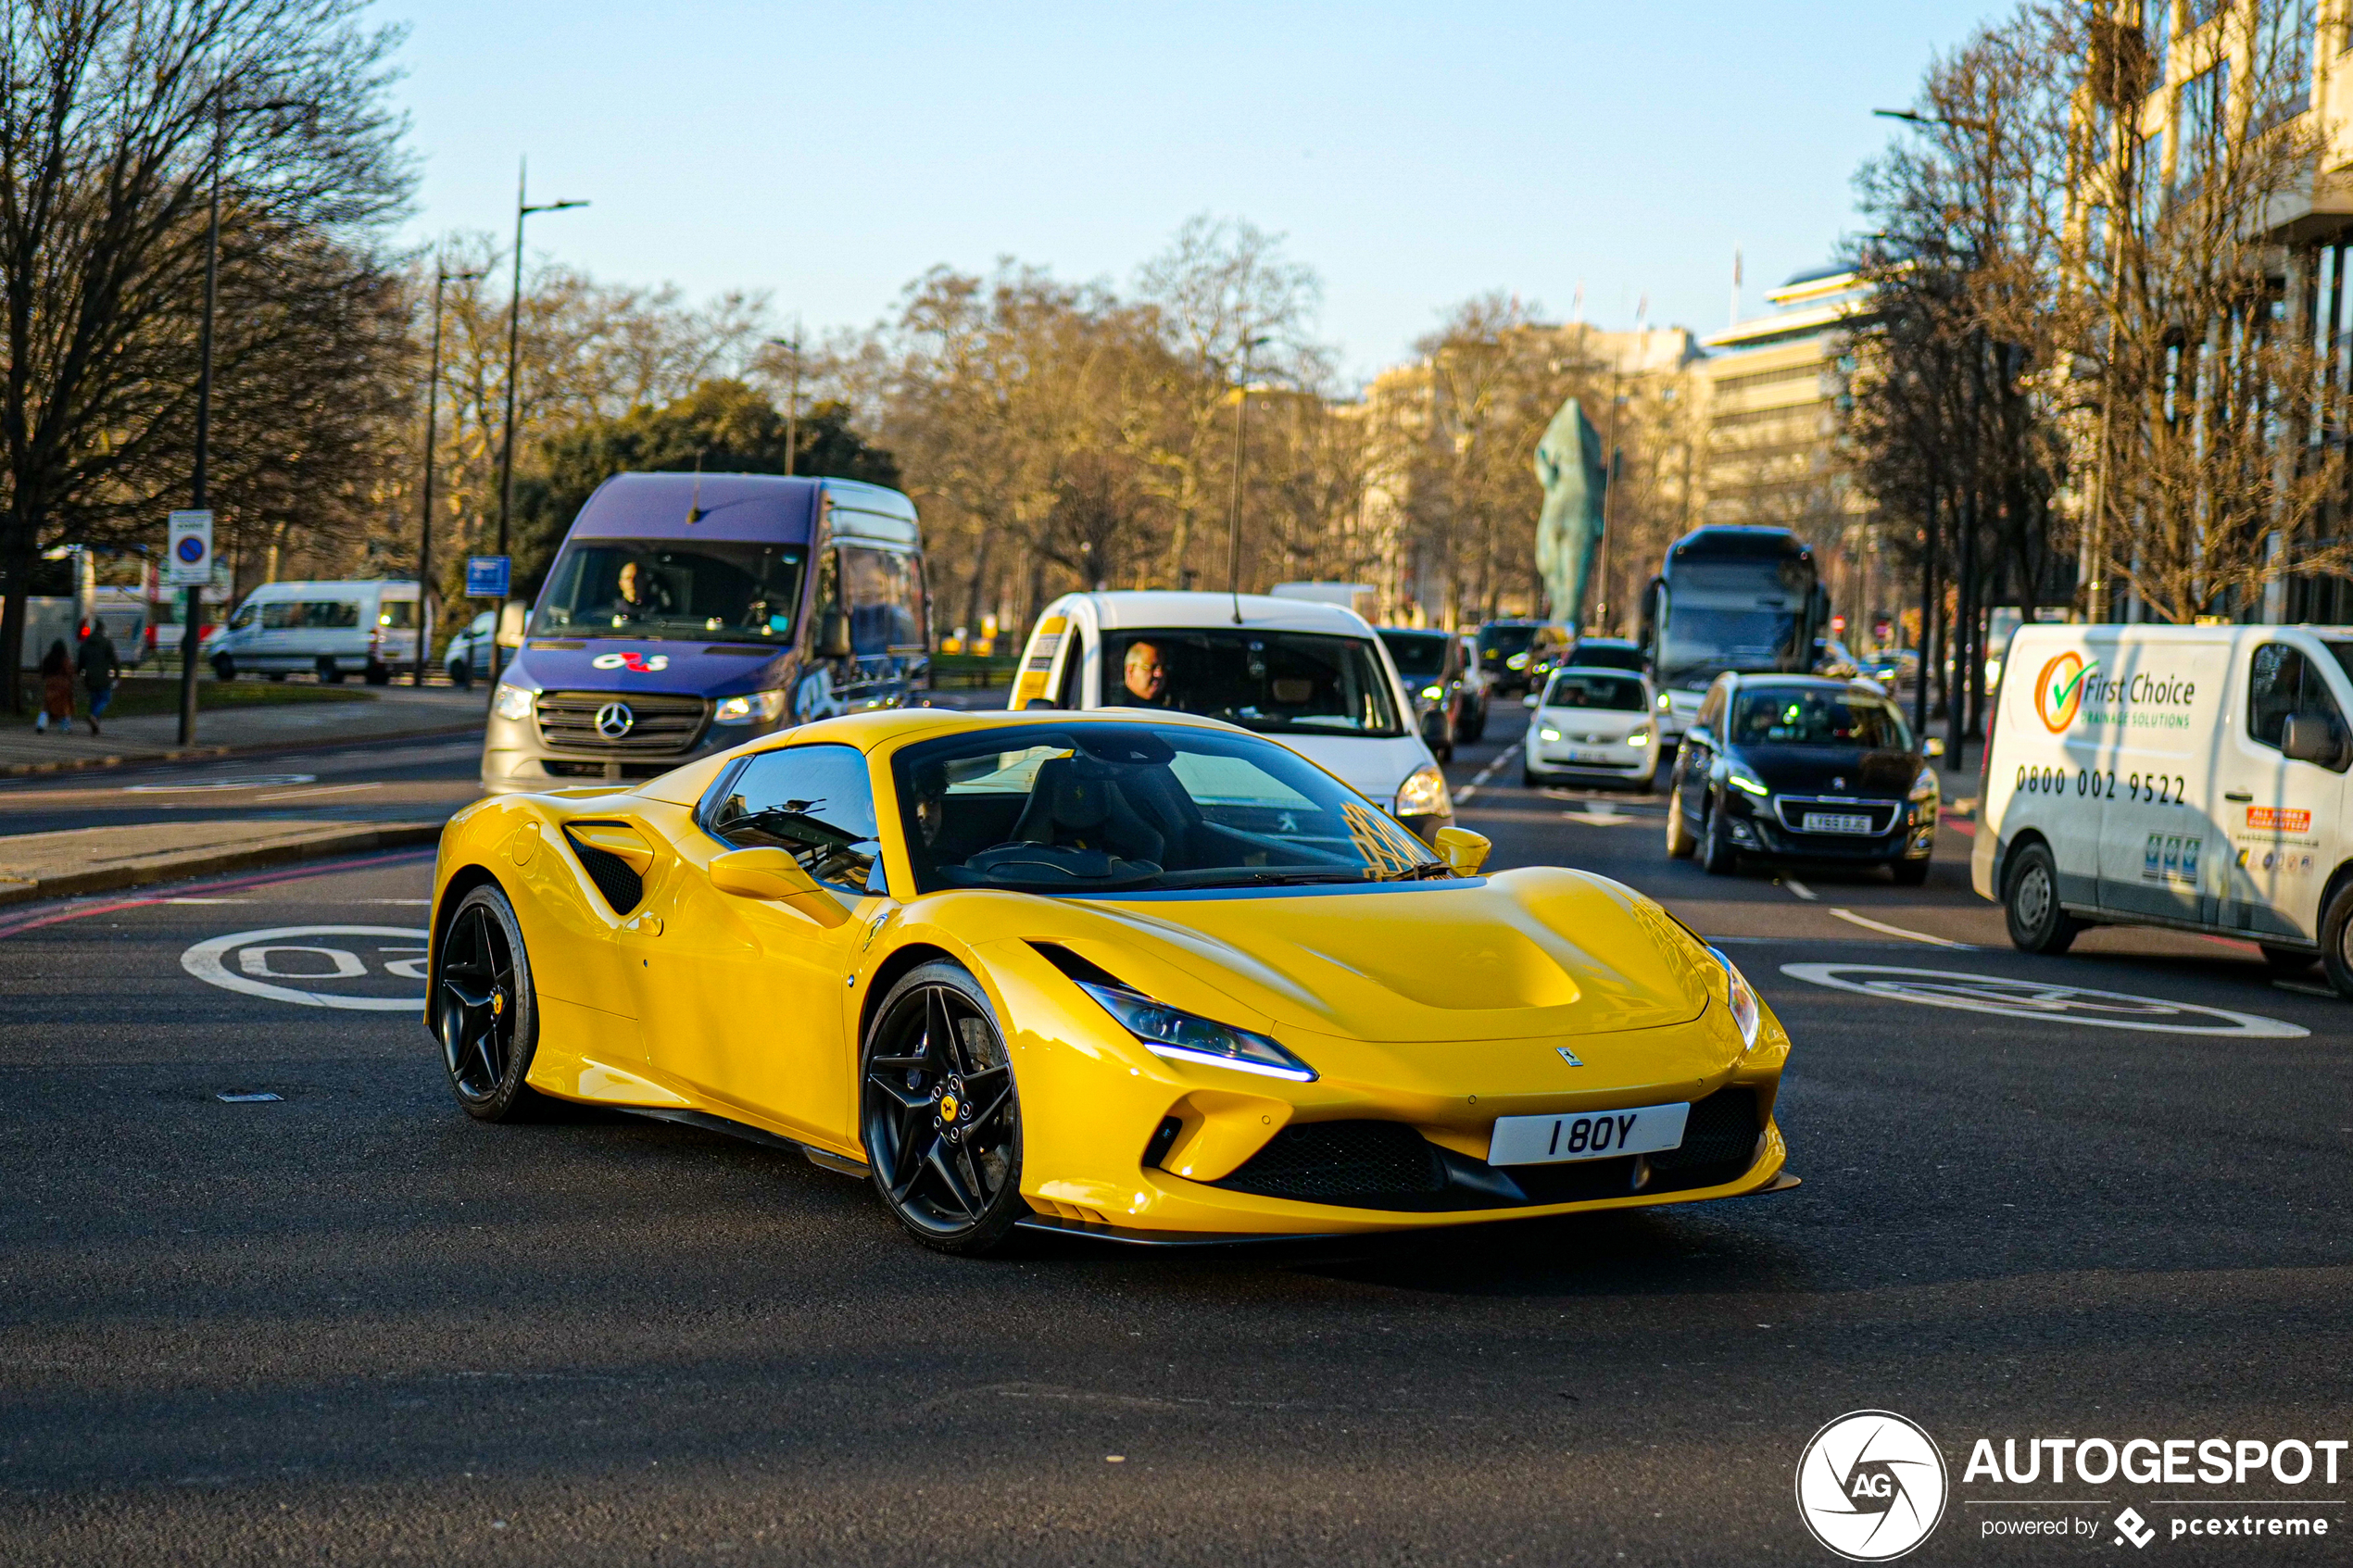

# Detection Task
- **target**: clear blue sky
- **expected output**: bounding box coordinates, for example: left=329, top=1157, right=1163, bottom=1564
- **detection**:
left=384, top=0, right=2007, bottom=381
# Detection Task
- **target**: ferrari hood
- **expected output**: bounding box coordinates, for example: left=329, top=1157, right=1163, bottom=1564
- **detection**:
left=1046, top=867, right=1710, bottom=1044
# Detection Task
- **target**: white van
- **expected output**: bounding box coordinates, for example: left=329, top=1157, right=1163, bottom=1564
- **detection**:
left=208, top=579, right=421, bottom=684
left=1973, top=623, right=2353, bottom=994
left=1008, top=591, right=1453, bottom=841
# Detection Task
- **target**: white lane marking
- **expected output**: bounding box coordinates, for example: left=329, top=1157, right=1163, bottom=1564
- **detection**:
left=1782, top=876, right=1818, bottom=901
left=352, top=898, right=432, bottom=906
left=2273, top=979, right=2336, bottom=998
left=1829, top=908, right=1971, bottom=948
left=252, top=782, right=384, bottom=802
left=122, top=774, right=316, bottom=794
left=1562, top=805, right=1631, bottom=827
left=181, top=925, right=426, bottom=1011
left=1779, top=962, right=2308, bottom=1037
left=1455, top=743, right=1520, bottom=804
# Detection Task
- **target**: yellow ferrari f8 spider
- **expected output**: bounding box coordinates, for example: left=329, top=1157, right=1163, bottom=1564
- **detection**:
left=427, top=709, right=1795, bottom=1253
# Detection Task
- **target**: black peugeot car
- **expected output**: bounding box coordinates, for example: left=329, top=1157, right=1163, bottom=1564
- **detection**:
left=1664, top=672, right=1939, bottom=884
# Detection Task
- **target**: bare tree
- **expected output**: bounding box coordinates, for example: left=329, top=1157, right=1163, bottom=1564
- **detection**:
left=0, top=0, right=413, bottom=697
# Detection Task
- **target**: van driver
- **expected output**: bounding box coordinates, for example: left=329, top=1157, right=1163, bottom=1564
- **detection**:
left=602, top=560, right=673, bottom=623
left=1121, top=640, right=1174, bottom=708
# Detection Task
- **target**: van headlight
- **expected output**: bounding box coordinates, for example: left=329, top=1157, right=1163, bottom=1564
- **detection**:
left=1505, top=652, right=1529, bottom=670
left=1077, top=983, right=1317, bottom=1081
left=713, top=689, right=788, bottom=725
left=491, top=683, right=535, bottom=721
left=1707, top=946, right=1763, bottom=1051
left=1908, top=766, right=1940, bottom=801
left=1394, top=762, right=1451, bottom=819
left=1655, top=691, right=1673, bottom=712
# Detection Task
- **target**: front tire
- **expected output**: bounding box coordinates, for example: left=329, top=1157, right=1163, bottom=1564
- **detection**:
left=447, top=659, right=472, bottom=691
left=1889, top=857, right=1931, bottom=887
left=211, top=655, right=234, bottom=683
left=434, top=884, right=547, bottom=1122
left=1665, top=789, right=1696, bottom=859
left=2320, top=883, right=2353, bottom=999
left=2260, top=944, right=2318, bottom=975
left=1700, top=798, right=1739, bottom=875
left=2003, top=840, right=2081, bottom=955
left=861, top=961, right=1025, bottom=1255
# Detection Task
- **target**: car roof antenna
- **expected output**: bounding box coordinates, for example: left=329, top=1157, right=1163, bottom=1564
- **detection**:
left=685, top=452, right=705, bottom=524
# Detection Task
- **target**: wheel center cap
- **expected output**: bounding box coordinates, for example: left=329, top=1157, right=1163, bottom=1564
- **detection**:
left=491, top=990, right=505, bottom=1017
left=939, top=1092, right=960, bottom=1123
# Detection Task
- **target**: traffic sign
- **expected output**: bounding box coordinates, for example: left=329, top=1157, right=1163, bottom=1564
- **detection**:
left=167, top=510, right=213, bottom=587
left=466, top=555, right=511, bottom=598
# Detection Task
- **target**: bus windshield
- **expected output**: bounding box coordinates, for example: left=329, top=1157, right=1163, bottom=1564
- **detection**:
left=1658, top=607, right=1804, bottom=688
left=532, top=540, right=807, bottom=645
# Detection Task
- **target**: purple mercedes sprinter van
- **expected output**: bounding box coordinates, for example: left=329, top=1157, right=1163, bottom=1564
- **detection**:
left=479, top=472, right=927, bottom=794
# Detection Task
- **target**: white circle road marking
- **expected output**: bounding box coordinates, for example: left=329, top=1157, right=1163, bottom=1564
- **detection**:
left=123, top=773, right=316, bottom=794
left=182, top=925, right=427, bottom=1011
left=1778, top=962, right=2309, bottom=1038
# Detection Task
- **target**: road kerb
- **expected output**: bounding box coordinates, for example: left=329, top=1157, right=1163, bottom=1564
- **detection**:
left=0, top=721, right=484, bottom=779
left=0, top=821, right=444, bottom=908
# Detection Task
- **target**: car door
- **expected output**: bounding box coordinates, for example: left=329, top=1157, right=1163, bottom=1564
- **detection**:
left=626, top=744, right=887, bottom=1147
left=2227, top=640, right=2351, bottom=940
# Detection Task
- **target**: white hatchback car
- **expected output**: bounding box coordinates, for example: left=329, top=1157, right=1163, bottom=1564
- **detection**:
left=1522, top=665, right=1661, bottom=790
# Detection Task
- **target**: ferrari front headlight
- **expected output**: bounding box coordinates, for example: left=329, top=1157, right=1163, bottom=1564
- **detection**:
left=491, top=683, right=535, bottom=721
left=713, top=688, right=788, bottom=725
left=1707, top=946, right=1762, bottom=1051
left=1393, top=762, right=1451, bottom=819
left=1077, top=983, right=1317, bottom=1082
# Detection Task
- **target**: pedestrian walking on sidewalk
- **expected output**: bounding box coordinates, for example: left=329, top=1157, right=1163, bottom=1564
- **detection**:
left=35, top=639, right=74, bottom=734
left=76, top=622, right=119, bottom=736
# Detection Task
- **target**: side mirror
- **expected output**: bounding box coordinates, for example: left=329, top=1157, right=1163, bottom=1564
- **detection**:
left=2283, top=714, right=2346, bottom=767
left=497, top=600, right=527, bottom=647
left=1922, top=736, right=1946, bottom=759
left=1685, top=725, right=1711, bottom=748
left=818, top=609, right=853, bottom=661
left=709, top=847, right=849, bottom=926
left=1433, top=826, right=1491, bottom=876
left=1521, top=693, right=1540, bottom=709
left=1023, top=696, right=1060, bottom=710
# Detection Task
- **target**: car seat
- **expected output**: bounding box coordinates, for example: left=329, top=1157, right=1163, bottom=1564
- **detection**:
left=1010, top=757, right=1165, bottom=865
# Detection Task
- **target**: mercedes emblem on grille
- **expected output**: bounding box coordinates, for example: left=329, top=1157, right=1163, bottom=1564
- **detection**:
left=594, top=701, right=635, bottom=740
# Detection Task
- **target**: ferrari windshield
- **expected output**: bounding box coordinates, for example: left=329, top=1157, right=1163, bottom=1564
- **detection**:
left=531, top=539, right=807, bottom=644
left=892, top=721, right=1445, bottom=895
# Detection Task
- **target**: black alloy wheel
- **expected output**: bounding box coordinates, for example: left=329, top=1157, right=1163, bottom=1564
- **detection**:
left=1700, top=796, right=1739, bottom=876
left=2002, top=840, right=2081, bottom=956
left=861, top=961, right=1024, bottom=1254
left=436, top=884, right=545, bottom=1121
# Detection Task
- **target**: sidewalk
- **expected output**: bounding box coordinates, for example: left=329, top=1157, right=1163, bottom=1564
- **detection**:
left=0, top=817, right=441, bottom=907
left=0, top=684, right=487, bottom=777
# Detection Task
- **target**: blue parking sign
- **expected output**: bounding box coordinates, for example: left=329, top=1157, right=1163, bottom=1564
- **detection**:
left=465, top=556, right=511, bottom=598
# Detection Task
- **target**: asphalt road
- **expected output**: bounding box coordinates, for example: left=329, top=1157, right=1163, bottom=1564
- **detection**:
left=0, top=732, right=486, bottom=837
left=3, top=717, right=2350, bottom=1565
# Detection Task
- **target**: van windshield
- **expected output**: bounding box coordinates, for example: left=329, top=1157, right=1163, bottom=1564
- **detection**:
left=1378, top=630, right=1451, bottom=676
left=1101, top=629, right=1404, bottom=737
left=532, top=540, right=808, bottom=644
left=2323, top=640, right=2353, bottom=689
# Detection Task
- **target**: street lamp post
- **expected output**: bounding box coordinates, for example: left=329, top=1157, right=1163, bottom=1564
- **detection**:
left=414, top=261, right=481, bottom=686
left=766, top=329, right=803, bottom=475
left=1225, top=333, right=1270, bottom=624
left=181, top=96, right=307, bottom=746
left=490, top=158, right=586, bottom=682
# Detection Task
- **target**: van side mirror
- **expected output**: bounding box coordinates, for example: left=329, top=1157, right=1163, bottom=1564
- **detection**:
left=818, top=608, right=853, bottom=661
left=2283, top=715, right=2347, bottom=769
left=497, top=600, right=527, bottom=647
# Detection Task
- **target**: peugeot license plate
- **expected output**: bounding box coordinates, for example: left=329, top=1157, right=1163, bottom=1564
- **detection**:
left=1488, top=1102, right=1690, bottom=1166
left=1801, top=811, right=1874, bottom=834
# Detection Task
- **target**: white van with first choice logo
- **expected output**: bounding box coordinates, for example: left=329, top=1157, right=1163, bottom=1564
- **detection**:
left=1973, top=623, right=2353, bottom=995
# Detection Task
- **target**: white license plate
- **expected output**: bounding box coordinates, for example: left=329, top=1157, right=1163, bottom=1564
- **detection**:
left=1802, top=811, right=1875, bottom=834
left=1567, top=747, right=1617, bottom=763
left=1488, top=1102, right=1690, bottom=1166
